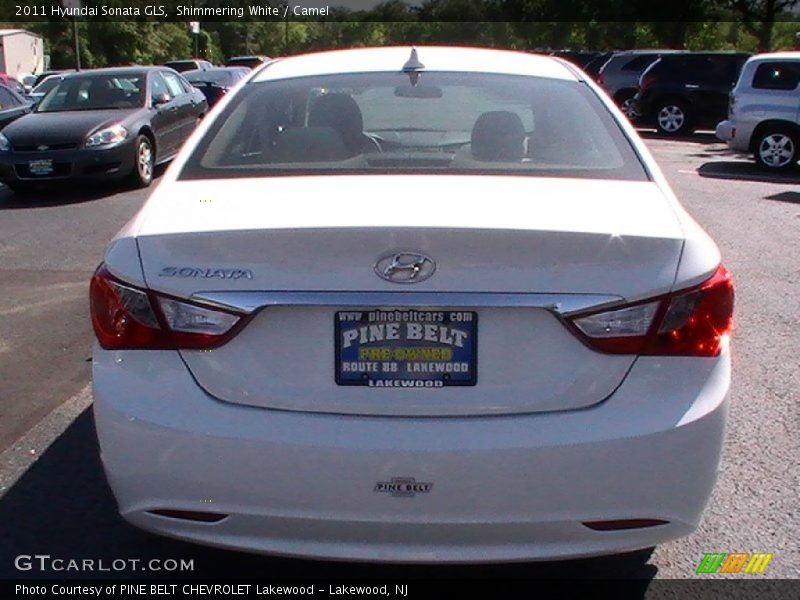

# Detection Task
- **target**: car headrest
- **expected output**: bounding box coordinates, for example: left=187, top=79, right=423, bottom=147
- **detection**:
left=271, top=127, right=347, bottom=163
left=470, top=111, right=526, bottom=162
left=308, top=94, right=365, bottom=155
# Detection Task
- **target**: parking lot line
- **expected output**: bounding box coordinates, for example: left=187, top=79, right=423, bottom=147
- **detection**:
left=0, top=383, right=92, bottom=498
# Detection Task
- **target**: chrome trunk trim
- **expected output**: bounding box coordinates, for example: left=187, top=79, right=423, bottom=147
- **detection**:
left=190, top=291, right=623, bottom=317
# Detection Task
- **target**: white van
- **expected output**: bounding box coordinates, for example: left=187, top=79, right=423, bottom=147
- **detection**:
left=716, top=51, right=800, bottom=170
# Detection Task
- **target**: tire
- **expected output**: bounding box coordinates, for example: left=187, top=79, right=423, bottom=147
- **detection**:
left=615, top=91, right=637, bottom=120
left=129, top=134, right=154, bottom=188
left=754, top=127, right=799, bottom=171
left=654, top=100, right=692, bottom=135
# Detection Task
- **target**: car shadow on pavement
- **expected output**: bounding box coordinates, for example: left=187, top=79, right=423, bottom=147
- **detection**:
left=0, top=167, right=165, bottom=209
left=0, top=409, right=657, bottom=587
left=763, top=191, right=800, bottom=205
left=697, top=161, right=800, bottom=184
left=0, top=183, right=133, bottom=209
left=638, top=131, right=720, bottom=145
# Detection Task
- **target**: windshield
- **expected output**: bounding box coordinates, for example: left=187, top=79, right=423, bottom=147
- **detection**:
left=185, top=69, right=242, bottom=86
left=37, top=74, right=145, bottom=112
left=181, top=72, right=647, bottom=181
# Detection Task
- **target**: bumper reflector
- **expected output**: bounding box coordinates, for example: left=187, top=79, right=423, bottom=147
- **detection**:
left=149, top=509, right=228, bottom=523
left=582, top=519, right=669, bottom=531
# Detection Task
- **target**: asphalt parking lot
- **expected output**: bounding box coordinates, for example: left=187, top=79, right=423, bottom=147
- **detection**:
left=0, top=133, right=797, bottom=582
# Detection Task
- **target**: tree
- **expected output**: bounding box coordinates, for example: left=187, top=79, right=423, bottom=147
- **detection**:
left=728, top=0, right=800, bottom=50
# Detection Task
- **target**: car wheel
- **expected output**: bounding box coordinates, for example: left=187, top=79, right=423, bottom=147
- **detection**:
left=130, top=135, right=154, bottom=188
left=755, top=127, right=799, bottom=171
left=615, top=92, right=637, bottom=120
left=655, top=101, right=691, bottom=135
left=620, top=97, right=638, bottom=119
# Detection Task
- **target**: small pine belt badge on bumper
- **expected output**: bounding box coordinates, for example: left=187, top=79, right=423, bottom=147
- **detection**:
left=374, top=477, right=433, bottom=498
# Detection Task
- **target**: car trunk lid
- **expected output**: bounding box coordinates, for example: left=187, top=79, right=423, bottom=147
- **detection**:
left=130, top=175, right=684, bottom=416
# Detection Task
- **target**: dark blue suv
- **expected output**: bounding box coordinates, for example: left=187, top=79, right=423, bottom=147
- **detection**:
left=633, top=52, right=750, bottom=135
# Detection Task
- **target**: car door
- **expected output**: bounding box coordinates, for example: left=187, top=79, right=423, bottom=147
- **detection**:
left=678, top=55, right=713, bottom=112
left=148, top=71, right=183, bottom=158
left=176, top=72, right=206, bottom=128
left=161, top=71, right=196, bottom=146
left=0, top=86, right=30, bottom=131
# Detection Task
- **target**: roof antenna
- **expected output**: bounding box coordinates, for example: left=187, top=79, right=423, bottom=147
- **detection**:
left=402, top=48, right=425, bottom=86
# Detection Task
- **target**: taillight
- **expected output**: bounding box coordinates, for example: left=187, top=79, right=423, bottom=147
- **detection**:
left=567, top=265, right=734, bottom=357
left=90, top=265, right=247, bottom=350
left=596, top=72, right=605, bottom=86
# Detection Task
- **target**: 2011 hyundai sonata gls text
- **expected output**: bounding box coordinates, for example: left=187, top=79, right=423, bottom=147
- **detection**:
left=90, top=47, right=734, bottom=562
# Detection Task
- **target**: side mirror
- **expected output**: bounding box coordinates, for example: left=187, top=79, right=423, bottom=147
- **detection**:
left=152, top=92, right=170, bottom=107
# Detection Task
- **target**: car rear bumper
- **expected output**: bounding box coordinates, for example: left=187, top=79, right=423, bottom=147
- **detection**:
left=0, top=139, right=136, bottom=184
left=715, top=119, right=753, bottom=152
left=93, top=347, right=730, bottom=562
left=715, top=119, right=735, bottom=142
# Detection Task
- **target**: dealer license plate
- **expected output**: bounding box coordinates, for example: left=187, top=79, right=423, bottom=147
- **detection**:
left=28, top=159, right=54, bottom=176
left=335, top=309, right=477, bottom=387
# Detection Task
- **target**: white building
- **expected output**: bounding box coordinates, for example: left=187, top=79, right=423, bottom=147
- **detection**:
left=0, top=29, right=45, bottom=77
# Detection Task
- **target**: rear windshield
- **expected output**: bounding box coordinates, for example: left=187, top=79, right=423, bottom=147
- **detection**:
left=185, top=69, right=244, bottom=86
left=620, top=55, right=659, bottom=72
left=180, top=71, right=648, bottom=181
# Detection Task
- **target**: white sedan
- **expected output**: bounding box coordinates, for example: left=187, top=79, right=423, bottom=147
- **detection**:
left=90, top=46, right=734, bottom=562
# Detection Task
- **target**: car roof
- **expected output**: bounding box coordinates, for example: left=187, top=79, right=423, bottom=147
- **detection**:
left=608, top=49, right=679, bottom=56
left=185, top=66, right=242, bottom=73
left=659, top=51, right=750, bottom=59
left=59, top=66, right=160, bottom=79
left=600, top=50, right=678, bottom=70
left=252, top=46, right=579, bottom=83
left=744, top=51, right=800, bottom=63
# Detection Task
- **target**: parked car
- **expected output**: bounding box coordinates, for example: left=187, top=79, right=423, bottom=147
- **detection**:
left=183, top=67, right=250, bottom=107
left=16, top=72, right=37, bottom=94
left=0, top=84, right=32, bottom=131
left=90, top=46, right=733, bottom=562
left=716, top=52, right=800, bottom=170
left=26, top=73, right=69, bottom=105
left=549, top=50, right=604, bottom=70
left=632, top=52, right=750, bottom=135
left=582, top=51, right=615, bottom=79
left=596, top=49, right=680, bottom=117
left=0, top=67, right=207, bottom=192
left=163, top=59, right=214, bottom=73
left=0, top=72, right=26, bottom=96
left=225, top=55, right=270, bottom=69
left=32, top=70, right=76, bottom=88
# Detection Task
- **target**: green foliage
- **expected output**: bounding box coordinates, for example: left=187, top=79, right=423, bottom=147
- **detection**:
left=10, top=0, right=800, bottom=70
